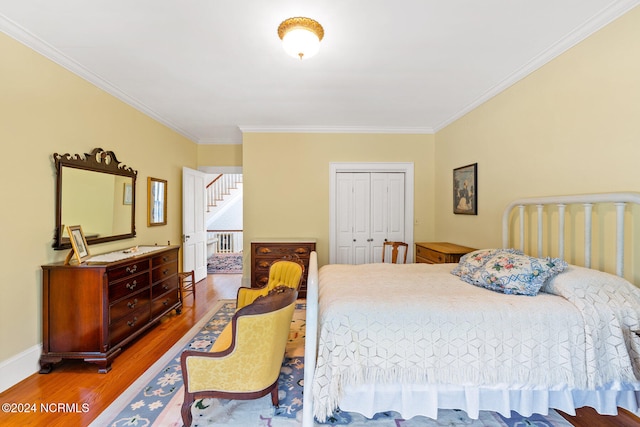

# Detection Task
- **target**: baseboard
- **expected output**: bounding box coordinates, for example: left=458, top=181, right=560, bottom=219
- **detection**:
left=0, top=344, right=41, bottom=393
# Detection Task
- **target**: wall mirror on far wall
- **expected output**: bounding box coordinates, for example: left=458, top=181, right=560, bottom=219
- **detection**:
left=53, top=148, right=137, bottom=249
left=148, top=177, right=167, bottom=226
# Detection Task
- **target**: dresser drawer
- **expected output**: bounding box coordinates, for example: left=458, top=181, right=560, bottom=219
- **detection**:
left=152, top=275, right=179, bottom=298
left=109, top=306, right=151, bottom=345
left=152, top=261, right=178, bottom=283
left=109, top=289, right=150, bottom=323
left=152, top=250, right=178, bottom=267
left=107, top=259, right=149, bottom=282
left=109, top=272, right=150, bottom=301
left=416, top=246, right=446, bottom=263
left=254, top=244, right=313, bottom=258
left=151, top=289, right=180, bottom=318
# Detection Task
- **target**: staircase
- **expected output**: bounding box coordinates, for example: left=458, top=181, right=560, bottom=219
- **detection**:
left=206, top=173, right=243, bottom=211
left=206, top=174, right=243, bottom=256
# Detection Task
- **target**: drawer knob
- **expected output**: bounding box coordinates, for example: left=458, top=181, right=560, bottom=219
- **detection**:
left=127, top=317, right=138, bottom=327
left=126, top=265, right=138, bottom=274
left=127, top=299, right=138, bottom=309
left=162, top=268, right=169, bottom=276
left=126, top=280, right=137, bottom=290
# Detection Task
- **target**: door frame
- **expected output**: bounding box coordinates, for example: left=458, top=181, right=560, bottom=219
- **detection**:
left=329, top=162, right=414, bottom=264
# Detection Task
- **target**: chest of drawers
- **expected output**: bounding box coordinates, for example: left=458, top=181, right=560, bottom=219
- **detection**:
left=250, top=240, right=316, bottom=299
left=415, top=242, right=476, bottom=264
left=40, top=245, right=180, bottom=373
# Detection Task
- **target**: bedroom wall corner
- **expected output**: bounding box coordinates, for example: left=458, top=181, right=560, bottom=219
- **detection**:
left=433, top=6, right=640, bottom=284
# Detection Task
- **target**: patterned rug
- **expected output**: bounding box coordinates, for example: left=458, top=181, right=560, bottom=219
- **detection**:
left=207, top=253, right=243, bottom=274
left=90, top=301, right=573, bottom=427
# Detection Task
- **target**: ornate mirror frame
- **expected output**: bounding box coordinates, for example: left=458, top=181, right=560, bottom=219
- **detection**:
left=53, top=148, right=138, bottom=249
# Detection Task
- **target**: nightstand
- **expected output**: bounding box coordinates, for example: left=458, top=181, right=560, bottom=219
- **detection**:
left=415, top=242, right=476, bottom=264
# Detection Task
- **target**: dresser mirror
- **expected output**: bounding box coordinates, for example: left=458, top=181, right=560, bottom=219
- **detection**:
left=53, top=148, right=137, bottom=249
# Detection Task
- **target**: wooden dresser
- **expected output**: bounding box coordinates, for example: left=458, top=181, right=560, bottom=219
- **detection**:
left=415, top=242, right=476, bottom=264
left=40, top=245, right=181, bottom=373
left=250, top=239, right=316, bottom=299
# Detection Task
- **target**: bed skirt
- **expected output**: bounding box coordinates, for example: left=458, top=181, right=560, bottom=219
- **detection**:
left=338, top=381, right=640, bottom=420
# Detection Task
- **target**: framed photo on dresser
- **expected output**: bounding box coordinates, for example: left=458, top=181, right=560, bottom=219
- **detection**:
left=66, top=225, right=90, bottom=264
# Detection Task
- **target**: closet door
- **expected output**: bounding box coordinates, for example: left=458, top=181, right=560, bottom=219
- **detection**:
left=371, top=172, right=405, bottom=262
left=336, top=173, right=371, bottom=264
left=335, top=172, right=404, bottom=264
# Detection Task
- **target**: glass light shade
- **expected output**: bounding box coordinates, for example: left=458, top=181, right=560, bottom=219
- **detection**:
left=282, top=28, right=321, bottom=60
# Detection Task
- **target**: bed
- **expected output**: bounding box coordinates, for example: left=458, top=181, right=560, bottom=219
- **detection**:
left=302, top=192, right=640, bottom=425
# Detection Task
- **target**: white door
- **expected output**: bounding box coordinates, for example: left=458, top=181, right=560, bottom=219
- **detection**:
left=372, top=172, right=405, bottom=262
left=182, top=167, right=208, bottom=282
left=335, top=172, right=405, bottom=264
left=335, top=173, right=356, bottom=264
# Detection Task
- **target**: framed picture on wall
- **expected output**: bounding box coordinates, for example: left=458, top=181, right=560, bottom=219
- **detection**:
left=148, top=177, right=167, bottom=226
left=453, top=163, right=477, bottom=215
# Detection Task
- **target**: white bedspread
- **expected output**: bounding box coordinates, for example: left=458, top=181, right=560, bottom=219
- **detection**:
left=312, top=263, right=640, bottom=421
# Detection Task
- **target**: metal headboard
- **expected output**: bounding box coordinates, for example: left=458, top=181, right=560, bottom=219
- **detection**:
left=502, top=192, right=640, bottom=277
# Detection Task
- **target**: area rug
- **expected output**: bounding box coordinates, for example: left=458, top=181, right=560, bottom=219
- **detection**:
left=90, top=301, right=573, bottom=427
left=207, top=253, right=243, bottom=274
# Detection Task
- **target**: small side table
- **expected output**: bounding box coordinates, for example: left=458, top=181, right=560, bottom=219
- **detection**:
left=415, top=242, right=476, bottom=264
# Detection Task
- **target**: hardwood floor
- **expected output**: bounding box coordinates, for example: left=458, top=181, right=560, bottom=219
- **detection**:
left=1, top=273, right=639, bottom=427
left=0, top=274, right=241, bottom=427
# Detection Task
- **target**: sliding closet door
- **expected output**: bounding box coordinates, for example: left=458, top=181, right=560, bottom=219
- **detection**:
left=335, top=172, right=405, bottom=264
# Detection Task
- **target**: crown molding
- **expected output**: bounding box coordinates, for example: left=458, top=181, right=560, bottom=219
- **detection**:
left=434, top=0, right=640, bottom=132
left=238, top=125, right=435, bottom=135
left=198, top=137, right=243, bottom=145
left=0, top=13, right=199, bottom=143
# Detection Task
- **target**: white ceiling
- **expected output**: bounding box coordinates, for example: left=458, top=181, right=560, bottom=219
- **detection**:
left=1, top=1, right=638, bottom=144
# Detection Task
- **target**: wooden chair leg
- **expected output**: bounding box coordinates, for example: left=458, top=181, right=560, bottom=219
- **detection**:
left=271, top=385, right=279, bottom=408
left=178, top=271, right=196, bottom=305
left=181, top=394, right=194, bottom=427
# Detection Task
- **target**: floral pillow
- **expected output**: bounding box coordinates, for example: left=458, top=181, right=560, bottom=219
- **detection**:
left=460, top=252, right=568, bottom=296
left=451, top=248, right=523, bottom=278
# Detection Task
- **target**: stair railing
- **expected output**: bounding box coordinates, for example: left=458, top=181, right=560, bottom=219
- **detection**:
left=206, top=173, right=243, bottom=210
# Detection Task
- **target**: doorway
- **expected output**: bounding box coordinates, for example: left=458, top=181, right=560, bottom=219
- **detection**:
left=195, top=166, right=243, bottom=275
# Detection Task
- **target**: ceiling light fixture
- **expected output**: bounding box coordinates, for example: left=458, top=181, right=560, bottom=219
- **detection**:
left=277, top=17, right=324, bottom=60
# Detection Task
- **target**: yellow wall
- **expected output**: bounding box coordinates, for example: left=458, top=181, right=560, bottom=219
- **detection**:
left=197, top=143, right=243, bottom=167
left=242, top=133, right=435, bottom=268
left=0, top=32, right=196, bottom=385
left=434, top=7, right=640, bottom=282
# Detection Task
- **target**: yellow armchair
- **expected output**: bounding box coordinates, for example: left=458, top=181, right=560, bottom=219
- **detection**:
left=180, top=286, right=297, bottom=427
left=236, top=259, right=303, bottom=309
